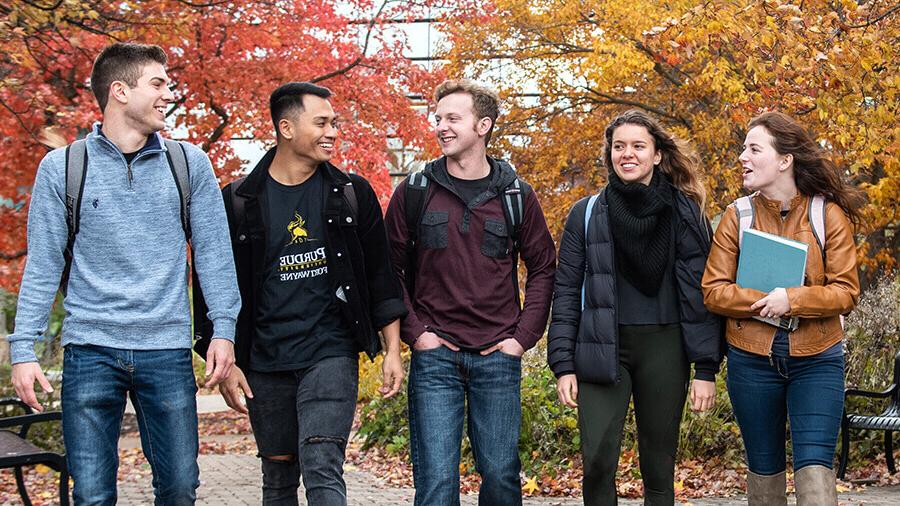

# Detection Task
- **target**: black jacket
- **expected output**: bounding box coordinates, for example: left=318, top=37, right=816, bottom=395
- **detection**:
left=193, top=148, right=407, bottom=367
left=547, top=186, right=724, bottom=384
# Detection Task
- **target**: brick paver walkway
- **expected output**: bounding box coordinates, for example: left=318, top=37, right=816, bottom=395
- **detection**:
left=115, top=452, right=899, bottom=505
left=113, top=395, right=899, bottom=505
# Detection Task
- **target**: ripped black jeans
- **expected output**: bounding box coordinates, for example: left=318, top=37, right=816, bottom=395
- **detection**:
left=245, top=356, right=359, bottom=506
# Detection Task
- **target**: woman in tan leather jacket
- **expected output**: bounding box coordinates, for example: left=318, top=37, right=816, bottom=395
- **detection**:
left=702, top=112, right=863, bottom=506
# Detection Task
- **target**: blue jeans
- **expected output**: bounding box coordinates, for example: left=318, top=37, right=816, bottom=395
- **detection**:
left=408, top=345, right=522, bottom=506
left=245, top=356, right=359, bottom=506
left=62, top=344, right=199, bottom=505
left=726, top=345, right=844, bottom=475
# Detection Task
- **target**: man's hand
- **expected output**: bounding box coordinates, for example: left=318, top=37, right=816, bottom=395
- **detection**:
left=750, top=287, right=791, bottom=319
left=413, top=331, right=459, bottom=352
left=690, top=379, right=716, bottom=413
left=480, top=338, right=525, bottom=358
left=556, top=374, right=578, bottom=408
left=205, top=338, right=235, bottom=388
left=12, top=362, right=53, bottom=412
left=218, top=366, right=253, bottom=414
left=379, top=351, right=405, bottom=398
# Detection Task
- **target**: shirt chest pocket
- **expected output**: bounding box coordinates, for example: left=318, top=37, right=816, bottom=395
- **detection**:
left=481, top=219, right=510, bottom=258
left=420, top=211, right=449, bottom=249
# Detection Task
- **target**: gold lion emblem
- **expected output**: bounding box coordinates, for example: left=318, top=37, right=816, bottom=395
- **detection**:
left=287, top=212, right=309, bottom=244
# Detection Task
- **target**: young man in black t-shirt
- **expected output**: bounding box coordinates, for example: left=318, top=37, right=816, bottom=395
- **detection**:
left=194, top=82, right=406, bottom=505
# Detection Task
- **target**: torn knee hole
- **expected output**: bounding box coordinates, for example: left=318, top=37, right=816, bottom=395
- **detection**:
left=303, top=435, right=345, bottom=445
left=261, top=454, right=296, bottom=462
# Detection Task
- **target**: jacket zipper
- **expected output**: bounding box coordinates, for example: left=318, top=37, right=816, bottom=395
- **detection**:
left=127, top=162, right=134, bottom=190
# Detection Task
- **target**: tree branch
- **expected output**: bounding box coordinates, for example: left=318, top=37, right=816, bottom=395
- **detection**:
left=19, top=0, right=64, bottom=11
left=833, top=2, right=899, bottom=29
left=176, top=0, right=231, bottom=7
left=582, top=87, right=692, bottom=129
left=203, top=101, right=229, bottom=152
left=0, top=98, right=46, bottom=147
left=311, top=0, right=390, bottom=83
left=0, top=249, right=27, bottom=261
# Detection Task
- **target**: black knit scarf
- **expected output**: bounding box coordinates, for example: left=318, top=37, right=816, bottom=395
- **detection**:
left=606, top=168, right=675, bottom=296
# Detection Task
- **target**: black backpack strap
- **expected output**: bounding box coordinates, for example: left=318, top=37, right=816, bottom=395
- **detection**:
left=501, top=177, right=528, bottom=307
left=164, top=139, right=192, bottom=241
left=342, top=181, right=358, bottom=222
left=62, top=139, right=88, bottom=295
left=402, top=166, right=433, bottom=297
left=404, top=168, right=431, bottom=245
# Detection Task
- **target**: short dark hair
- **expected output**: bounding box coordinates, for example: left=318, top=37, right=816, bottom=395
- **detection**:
left=269, top=82, right=332, bottom=136
left=90, top=43, right=168, bottom=113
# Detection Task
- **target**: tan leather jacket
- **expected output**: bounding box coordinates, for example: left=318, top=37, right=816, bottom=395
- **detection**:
left=702, top=194, right=859, bottom=357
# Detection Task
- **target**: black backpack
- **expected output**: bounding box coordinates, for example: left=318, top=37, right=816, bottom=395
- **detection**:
left=403, top=162, right=529, bottom=306
left=62, top=138, right=192, bottom=294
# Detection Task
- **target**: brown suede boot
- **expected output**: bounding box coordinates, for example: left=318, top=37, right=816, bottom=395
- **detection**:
left=746, top=470, right=787, bottom=506
left=794, top=465, right=838, bottom=506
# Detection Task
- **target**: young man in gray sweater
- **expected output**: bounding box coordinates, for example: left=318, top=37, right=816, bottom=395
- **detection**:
left=8, top=43, right=240, bottom=504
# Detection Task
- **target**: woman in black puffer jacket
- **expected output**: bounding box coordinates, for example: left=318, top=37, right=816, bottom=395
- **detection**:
left=548, top=110, right=723, bottom=505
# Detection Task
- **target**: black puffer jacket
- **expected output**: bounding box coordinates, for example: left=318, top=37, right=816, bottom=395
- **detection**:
left=548, top=186, right=723, bottom=384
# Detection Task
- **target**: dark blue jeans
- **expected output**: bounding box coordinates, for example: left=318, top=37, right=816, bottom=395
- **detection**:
left=245, top=356, right=359, bottom=506
left=408, top=345, right=522, bottom=506
left=726, top=345, right=844, bottom=475
left=62, top=344, right=199, bottom=505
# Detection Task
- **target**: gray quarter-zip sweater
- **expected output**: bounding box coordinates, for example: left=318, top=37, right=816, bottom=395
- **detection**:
left=9, top=124, right=240, bottom=364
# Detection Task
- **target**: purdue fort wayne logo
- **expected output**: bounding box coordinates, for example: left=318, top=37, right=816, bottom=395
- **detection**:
left=287, top=212, right=313, bottom=245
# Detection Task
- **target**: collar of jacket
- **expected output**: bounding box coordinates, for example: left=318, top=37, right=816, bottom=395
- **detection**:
left=753, top=192, right=807, bottom=213
left=235, top=146, right=351, bottom=199
left=424, top=155, right=518, bottom=196
left=88, top=121, right=166, bottom=158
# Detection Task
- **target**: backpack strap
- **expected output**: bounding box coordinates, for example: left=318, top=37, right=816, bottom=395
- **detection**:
left=404, top=168, right=431, bottom=246
left=734, top=193, right=757, bottom=248
left=62, top=139, right=88, bottom=295
left=65, top=140, right=88, bottom=245
left=808, top=194, right=826, bottom=262
left=342, top=181, right=358, bottom=223
left=164, top=139, right=192, bottom=241
left=581, top=193, right=600, bottom=311
left=402, top=166, right=433, bottom=298
left=501, top=177, right=528, bottom=308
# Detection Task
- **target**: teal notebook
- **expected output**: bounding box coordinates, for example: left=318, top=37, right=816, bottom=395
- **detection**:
left=736, top=228, right=808, bottom=293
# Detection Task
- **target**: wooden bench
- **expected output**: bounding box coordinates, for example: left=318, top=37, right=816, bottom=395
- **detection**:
left=0, top=397, right=69, bottom=505
left=838, top=351, right=900, bottom=479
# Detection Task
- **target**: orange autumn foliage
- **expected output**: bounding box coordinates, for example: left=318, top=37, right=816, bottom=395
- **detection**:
left=444, top=0, right=898, bottom=276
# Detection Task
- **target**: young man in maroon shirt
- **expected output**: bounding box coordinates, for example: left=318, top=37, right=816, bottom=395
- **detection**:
left=385, top=80, right=556, bottom=505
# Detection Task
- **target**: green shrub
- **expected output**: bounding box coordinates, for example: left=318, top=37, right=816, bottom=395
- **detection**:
left=841, top=273, right=899, bottom=466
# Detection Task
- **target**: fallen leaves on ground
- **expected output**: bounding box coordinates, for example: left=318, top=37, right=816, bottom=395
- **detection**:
left=346, top=442, right=900, bottom=499
left=3, top=404, right=898, bottom=504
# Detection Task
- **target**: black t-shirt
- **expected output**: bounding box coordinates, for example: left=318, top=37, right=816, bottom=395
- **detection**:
left=249, top=170, right=355, bottom=371
left=123, top=151, right=139, bottom=164
left=448, top=165, right=494, bottom=205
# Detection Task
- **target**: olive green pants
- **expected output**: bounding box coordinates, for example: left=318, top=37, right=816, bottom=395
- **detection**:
left=578, top=324, right=689, bottom=505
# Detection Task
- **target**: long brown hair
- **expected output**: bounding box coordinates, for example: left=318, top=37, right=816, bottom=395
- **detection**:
left=748, top=111, right=865, bottom=225
left=602, top=110, right=706, bottom=208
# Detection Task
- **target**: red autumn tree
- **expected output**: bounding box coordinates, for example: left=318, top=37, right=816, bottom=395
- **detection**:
left=1, top=0, right=459, bottom=291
